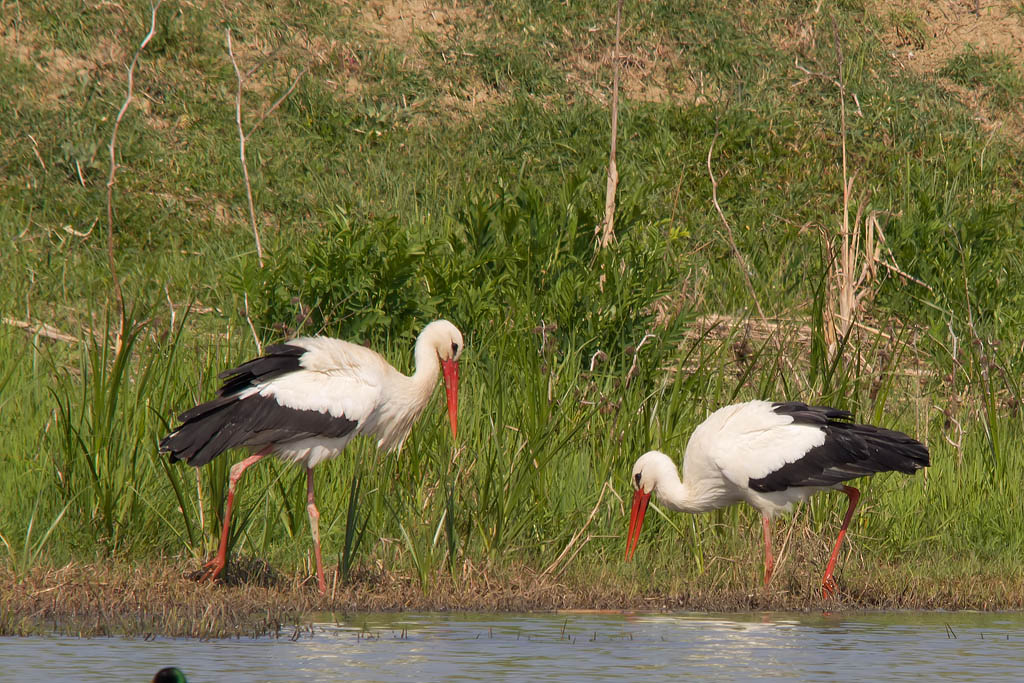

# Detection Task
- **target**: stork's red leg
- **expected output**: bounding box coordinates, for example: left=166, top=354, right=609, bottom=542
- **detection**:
left=762, top=515, right=775, bottom=586
left=200, top=450, right=268, bottom=583
left=306, top=466, right=327, bottom=594
left=822, top=485, right=861, bottom=599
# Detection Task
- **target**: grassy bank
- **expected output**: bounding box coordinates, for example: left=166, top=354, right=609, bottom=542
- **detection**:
left=2, top=0, right=1024, bottom=623
left=5, top=557, right=1024, bottom=638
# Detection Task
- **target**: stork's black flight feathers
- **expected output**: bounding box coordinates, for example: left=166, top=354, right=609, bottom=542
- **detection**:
left=747, top=402, right=929, bottom=493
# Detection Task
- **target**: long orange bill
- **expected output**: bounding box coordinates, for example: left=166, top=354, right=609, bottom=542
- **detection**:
left=625, top=488, right=651, bottom=561
left=441, top=358, right=459, bottom=439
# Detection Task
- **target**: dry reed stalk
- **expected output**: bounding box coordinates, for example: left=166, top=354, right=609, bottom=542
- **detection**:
left=597, top=0, right=623, bottom=249
left=824, top=24, right=931, bottom=364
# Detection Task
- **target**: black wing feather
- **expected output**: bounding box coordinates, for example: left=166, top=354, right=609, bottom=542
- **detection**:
left=215, top=344, right=306, bottom=397
left=747, top=402, right=929, bottom=492
left=159, top=344, right=358, bottom=467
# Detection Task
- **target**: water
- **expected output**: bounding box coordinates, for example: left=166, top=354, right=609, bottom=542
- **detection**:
left=2, top=611, right=1023, bottom=682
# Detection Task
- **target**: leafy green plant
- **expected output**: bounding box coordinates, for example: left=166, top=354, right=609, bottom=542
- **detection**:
left=247, top=210, right=439, bottom=340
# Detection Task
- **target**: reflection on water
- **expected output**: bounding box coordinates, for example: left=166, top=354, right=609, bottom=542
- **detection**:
left=1, top=611, right=1023, bottom=682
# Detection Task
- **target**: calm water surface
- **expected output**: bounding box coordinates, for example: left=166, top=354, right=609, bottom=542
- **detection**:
left=1, top=611, right=1022, bottom=682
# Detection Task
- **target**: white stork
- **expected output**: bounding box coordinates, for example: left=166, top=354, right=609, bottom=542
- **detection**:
left=160, top=319, right=463, bottom=593
left=625, top=400, right=929, bottom=598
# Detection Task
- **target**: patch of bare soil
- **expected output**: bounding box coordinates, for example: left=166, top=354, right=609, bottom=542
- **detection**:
left=567, top=41, right=702, bottom=107
left=0, top=22, right=127, bottom=109
left=881, top=0, right=1024, bottom=74
left=352, top=0, right=503, bottom=117
left=876, top=0, right=1024, bottom=131
left=354, top=1, right=702, bottom=116
left=361, top=0, right=477, bottom=48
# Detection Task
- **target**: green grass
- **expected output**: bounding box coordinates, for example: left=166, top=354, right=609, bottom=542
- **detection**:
left=1, top=0, right=1024, bottom=607
left=939, top=46, right=1024, bottom=111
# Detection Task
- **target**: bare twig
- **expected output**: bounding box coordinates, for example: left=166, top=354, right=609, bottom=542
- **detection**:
left=63, top=222, right=95, bottom=238
left=542, top=480, right=611, bottom=577
left=242, top=292, right=263, bottom=355
left=107, top=0, right=164, bottom=349
left=597, top=0, right=623, bottom=249
left=625, top=332, right=656, bottom=387
left=836, top=32, right=854, bottom=346
left=708, top=136, right=804, bottom=389
left=870, top=215, right=933, bottom=291
left=225, top=32, right=311, bottom=268
left=226, top=28, right=264, bottom=267
left=247, top=65, right=310, bottom=139
left=707, top=136, right=770, bottom=333
left=2, top=317, right=79, bottom=344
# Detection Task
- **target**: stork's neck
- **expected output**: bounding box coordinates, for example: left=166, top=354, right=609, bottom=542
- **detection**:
left=410, top=334, right=441, bottom=395
left=655, top=471, right=728, bottom=514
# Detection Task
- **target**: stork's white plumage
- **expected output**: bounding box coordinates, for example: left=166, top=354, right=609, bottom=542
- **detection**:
left=625, top=400, right=929, bottom=598
left=160, top=319, right=464, bottom=593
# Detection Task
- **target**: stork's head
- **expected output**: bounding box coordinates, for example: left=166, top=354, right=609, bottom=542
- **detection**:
left=625, top=450, right=675, bottom=561
left=419, top=320, right=463, bottom=439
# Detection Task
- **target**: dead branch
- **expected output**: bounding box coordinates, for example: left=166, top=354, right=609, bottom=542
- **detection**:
left=106, top=0, right=164, bottom=348
left=242, top=292, right=263, bottom=356
left=2, top=317, right=79, bottom=344
left=625, top=332, right=656, bottom=387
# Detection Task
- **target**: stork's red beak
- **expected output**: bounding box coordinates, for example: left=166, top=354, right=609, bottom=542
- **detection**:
left=441, top=358, right=459, bottom=439
left=625, top=488, right=651, bottom=561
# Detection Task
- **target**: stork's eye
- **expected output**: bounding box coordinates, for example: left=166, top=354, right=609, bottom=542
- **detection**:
left=634, top=472, right=641, bottom=488
left=451, top=342, right=459, bottom=356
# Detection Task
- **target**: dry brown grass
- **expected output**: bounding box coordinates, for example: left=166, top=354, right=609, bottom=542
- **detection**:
left=3, top=556, right=1024, bottom=637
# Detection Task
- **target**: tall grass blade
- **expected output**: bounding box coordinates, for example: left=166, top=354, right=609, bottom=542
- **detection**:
left=340, top=466, right=369, bottom=582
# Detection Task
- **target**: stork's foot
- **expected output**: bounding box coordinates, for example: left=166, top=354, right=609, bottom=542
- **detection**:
left=822, top=575, right=838, bottom=600
left=193, top=557, right=226, bottom=584
left=304, top=571, right=327, bottom=595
